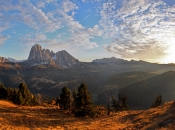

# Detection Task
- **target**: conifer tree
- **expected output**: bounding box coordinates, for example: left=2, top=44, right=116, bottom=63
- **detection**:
left=7, top=87, right=14, bottom=100
left=58, top=87, right=72, bottom=110
left=111, top=92, right=128, bottom=111
left=74, top=83, right=93, bottom=117
left=72, top=88, right=77, bottom=111
left=0, top=84, right=7, bottom=99
left=19, top=83, right=33, bottom=105
left=16, top=91, right=24, bottom=105
left=111, top=96, right=119, bottom=111
left=152, top=95, right=162, bottom=108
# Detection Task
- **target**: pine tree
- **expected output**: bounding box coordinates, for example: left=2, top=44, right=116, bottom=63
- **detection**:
left=7, top=87, right=15, bottom=100
left=17, top=83, right=38, bottom=106
left=16, top=91, right=24, bottom=105
left=72, top=88, right=77, bottom=112
left=152, top=95, right=162, bottom=108
left=111, top=92, right=128, bottom=112
left=0, top=84, right=7, bottom=99
left=74, top=83, right=93, bottom=117
left=111, top=96, right=119, bottom=111
left=18, top=83, right=33, bottom=105
left=58, top=87, right=72, bottom=110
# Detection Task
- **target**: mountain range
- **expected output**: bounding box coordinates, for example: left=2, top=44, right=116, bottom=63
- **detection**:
left=0, top=44, right=175, bottom=109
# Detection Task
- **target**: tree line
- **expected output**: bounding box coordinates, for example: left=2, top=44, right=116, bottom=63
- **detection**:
left=0, top=82, right=163, bottom=118
left=56, top=83, right=129, bottom=117
left=0, top=83, right=38, bottom=106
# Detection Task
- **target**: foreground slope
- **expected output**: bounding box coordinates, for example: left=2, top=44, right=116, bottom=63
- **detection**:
left=0, top=100, right=175, bottom=130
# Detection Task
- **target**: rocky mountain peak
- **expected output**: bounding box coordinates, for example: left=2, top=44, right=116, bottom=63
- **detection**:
left=31, top=44, right=42, bottom=51
left=27, top=44, right=79, bottom=67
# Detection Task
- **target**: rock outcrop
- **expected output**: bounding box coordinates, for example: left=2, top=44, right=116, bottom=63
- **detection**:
left=27, top=44, right=79, bottom=67
left=0, top=57, right=8, bottom=62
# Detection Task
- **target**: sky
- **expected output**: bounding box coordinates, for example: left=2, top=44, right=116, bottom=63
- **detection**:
left=0, top=0, right=175, bottom=63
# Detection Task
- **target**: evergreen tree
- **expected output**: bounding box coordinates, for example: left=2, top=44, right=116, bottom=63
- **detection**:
left=111, top=92, right=128, bottom=112
left=72, top=88, right=77, bottom=112
left=111, top=96, right=119, bottom=111
left=58, top=87, right=72, bottom=110
left=6, top=87, right=15, bottom=100
left=120, top=97, right=128, bottom=110
left=17, top=83, right=37, bottom=105
left=74, top=83, right=93, bottom=117
left=0, top=83, right=38, bottom=106
left=0, top=84, right=7, bottom=99
left=152, top=95, right=162, bottom=108
left=16, top=91, right=24, bottom=105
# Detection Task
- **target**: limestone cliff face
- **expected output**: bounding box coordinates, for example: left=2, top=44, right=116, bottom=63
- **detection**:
left=54, top=50, right=79, bottom=67
left=27, top=44, right=79, bottom=67
left=28, top=44, right=51, bottom=64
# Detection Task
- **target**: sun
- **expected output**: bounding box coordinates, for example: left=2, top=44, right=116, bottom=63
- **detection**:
left=160, top=38, right=175, bottom=64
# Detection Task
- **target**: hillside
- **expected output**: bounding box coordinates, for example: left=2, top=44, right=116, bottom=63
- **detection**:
left=0, top=100, right=175, bottom=130
left=1, top=44, right=175, bottom=107
left=120, top=71, right=175, bottom=109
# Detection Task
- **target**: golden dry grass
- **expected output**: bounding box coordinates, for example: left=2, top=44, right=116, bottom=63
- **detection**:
left=0, top=100, right=175, bottom=130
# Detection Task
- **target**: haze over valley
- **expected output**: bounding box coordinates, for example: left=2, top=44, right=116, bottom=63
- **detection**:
left=1, top=0, right=175, bottom=129
left=1, top=44, right=175, bottom=109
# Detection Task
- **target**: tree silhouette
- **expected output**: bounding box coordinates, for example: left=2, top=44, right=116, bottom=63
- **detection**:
left=151, top=95, right=162, bottom=108
left=74, top=83, right=94, bottom=117
left=58, top=87, right=72, bottom=110
left=0, top=84, right=7, bottom=99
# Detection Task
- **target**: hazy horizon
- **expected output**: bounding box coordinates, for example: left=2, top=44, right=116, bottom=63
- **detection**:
left=0, top=0, right=175, bottom=63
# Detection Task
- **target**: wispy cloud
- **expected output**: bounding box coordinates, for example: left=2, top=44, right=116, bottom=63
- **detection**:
left=1, top=0, right=175, bottom=62
left=99, top=0, right=175, bottom=61
left=0, top=35, right=10, bottom=45
left=0, top=0, right=101, bottom=50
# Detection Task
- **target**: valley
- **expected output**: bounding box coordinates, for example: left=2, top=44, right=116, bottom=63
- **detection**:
left=1, top=44, right=175, bottom=109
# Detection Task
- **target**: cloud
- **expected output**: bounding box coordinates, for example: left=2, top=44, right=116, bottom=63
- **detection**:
left=99, top=0, right=175, bottom=61
left=62, top=0, right=78, bottom=13
left=0, top=23, right=10, bottom=33
left=36, top=1, right=45, bottom=8
left=2, top=0, right=175, bottom=61
left=20, top=33, right=59, bottom=47
left=0, top=35, right=10, bottom=45
left=0, top=0, right=100, bottom=50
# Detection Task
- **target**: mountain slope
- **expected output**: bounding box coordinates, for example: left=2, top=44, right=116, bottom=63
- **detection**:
left=120, top=71, right=175, bottom=109
left=107, top=71, right=156, bottom=89
left=0, top=100, right=175, bottom=129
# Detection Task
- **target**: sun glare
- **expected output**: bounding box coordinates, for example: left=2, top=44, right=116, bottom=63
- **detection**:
left=160, top=38, right=175, bottom=64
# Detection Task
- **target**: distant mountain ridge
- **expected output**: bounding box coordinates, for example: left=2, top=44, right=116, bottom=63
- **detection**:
left=92, top=57, right=128, bottom=64
left=0, top=57, right=24, bottom=63
left=27, top=44, right=79, bottom=68
left=0, top=57, right=8, bottom=62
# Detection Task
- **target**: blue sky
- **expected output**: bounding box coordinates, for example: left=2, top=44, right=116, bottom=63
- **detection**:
left=0, top=0, right=175, bottom=63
